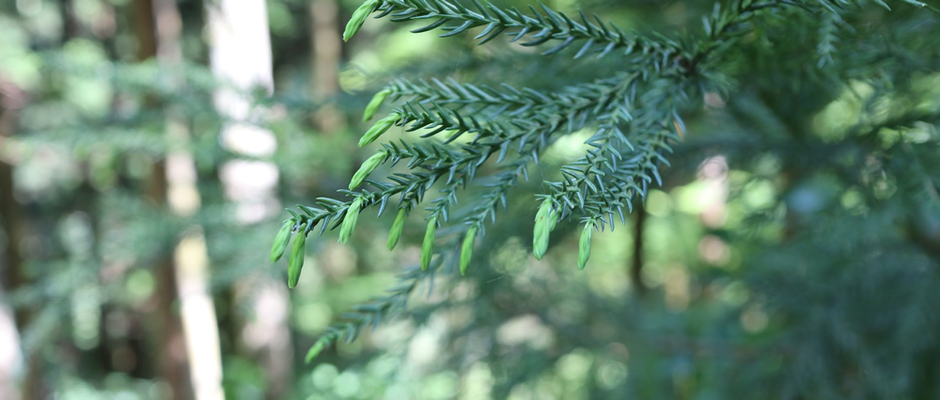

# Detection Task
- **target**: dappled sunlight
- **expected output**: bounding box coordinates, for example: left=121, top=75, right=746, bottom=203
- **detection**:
left=2, top=0, right=939, bottom=399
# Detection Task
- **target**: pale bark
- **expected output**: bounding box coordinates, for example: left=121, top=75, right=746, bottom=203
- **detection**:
left=206, top=1, right=293, bottom=397
left=310, top=0, right=341, bottom=98
left=151, top=1, right=226, bottom=399
left=0, top=78, right=26, bottom=400
left=0, top=297, right=22, bottom=400
left=310, top=0, right=345, bottom=131
left=131, top=1, right=189, bottom=396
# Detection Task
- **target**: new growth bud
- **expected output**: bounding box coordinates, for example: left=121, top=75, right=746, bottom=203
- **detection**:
left=343, top=0, right=379, bottom=42
left=270, top=219, right=294, bottom=263
left=358, top=112, right=400, bottom=147
left=421, top=216, right=437, bottom=270
left=305, top=340, right=326, bottom=364
left=460, top=226, right=478, bottom=275
left=532, top=199, right=558, bottom=260
left=288, top=223, right=307, bottom=288
left=349, top=150, right=386, bottom=190
left=338, top=197, right=363, bottom=244
left=387, top=209, right=407, bottom=251
left=363, top=88, right=393, bottom=122
left=578, top=221, right=593, bottom=270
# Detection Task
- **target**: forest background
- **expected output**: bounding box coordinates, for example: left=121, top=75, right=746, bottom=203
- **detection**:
left=1, top=0, right=939, bottom=399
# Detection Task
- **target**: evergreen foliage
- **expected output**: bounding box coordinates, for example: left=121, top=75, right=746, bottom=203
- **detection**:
left=272, top=1, right=940, bottom=388
left=2, top=0, right=939, bottom=397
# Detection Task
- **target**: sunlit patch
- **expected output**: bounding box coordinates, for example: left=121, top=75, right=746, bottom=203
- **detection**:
left=812, top=80, right=875, bottom=142
left=220, top=160, right=280, bottom=223
left=310, top=363, right=339, bottom=390
left=557, top=349, right=593, bottom=381
left=644, top=189, right=673, bottom=217
left=541, top=128, right=593, bottom=164
left=71, top=285, right=101, bottom=350
left=295, top=302, right=333, bottom=335
left=840, top=188, right=866, bottom=213
left=463, top=362, right=495, bottom=399
left=497, top=314, right=553, bottom=350
left=741, top=179, right=776, bottom=210
left=407, top=314, right=447, bottom=366
left=674, top=156, right=729, bottom=226
left=490, top=236, right=529, bottom=275
left=16, top=0, right=43, bottom=16
left=740, top=304, right=769, bottom=333
left=663, top=263, right=690, bottom=312
left=339, top=66, right=368, bottom=93
left=419, top=371, right=460, bottom=400
left=704, top=91, right=726, bottom=108
left=698, top=235, right=731, bottom=266
left=596, top=359, right=628, bottom=390
left=333, top=370, right=362, bottom=397
left=719, top=280, right=749, bottom=306
left=125, top=269, right=156, bottom=302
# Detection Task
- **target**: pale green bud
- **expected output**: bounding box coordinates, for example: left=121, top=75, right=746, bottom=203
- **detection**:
left=270, top=220, right=294, bottom=262
left=338, top=197, right=363, bottom=244
left=349, top=150, right=386, bottom=190
left=358, top=112, right=400, bottom=147
left=532, top=199, right=558, bottom=260
left=421, top=216, right=437, bottom=270
left=288, top=224, right=307, bottom=288
left=363, top=88, right=393, bottom=122
left=460, top=226, right=478, bottom=275
left=387, top=209, right=407, bottom=251
left=578, top=222, right=593, bottom=270
left=343, top=0, right=379, bottom=42
left=305, top=338, right=328, bottom=363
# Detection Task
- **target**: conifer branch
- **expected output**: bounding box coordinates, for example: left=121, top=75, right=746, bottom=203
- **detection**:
left=363, top=0, right=684, bottom=62
left=275, top=0, right=940, bottom=362
left=304, top=258, right=443, bottom=362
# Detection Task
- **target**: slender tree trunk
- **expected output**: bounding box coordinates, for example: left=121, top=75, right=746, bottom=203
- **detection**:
left=0, top=79, right=27, bottom=400
left=309, top=0, right=345, bottom=131
left=631, top=203, right=648, bottom=297
left=310, top=0, right=341, bottom=99
left=206, top=1, right=293, bottom=397
left=143, top=167, right=189, bottom=398
left=134, top=0, right=158, bottom=61
left=59, top=0, right=80, bottom=39
left=0, top=297, right=21, bottom=400
left=134, top=1, right=208, bottom=398
left=137, top=1, right=229, bottom=399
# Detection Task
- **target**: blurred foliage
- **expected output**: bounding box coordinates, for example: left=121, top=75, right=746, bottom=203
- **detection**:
left=0, top=0, right=939, bottom=399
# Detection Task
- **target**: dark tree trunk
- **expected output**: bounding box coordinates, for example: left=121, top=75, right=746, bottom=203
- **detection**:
left=0, top=75, right=29, bottom=400
left=134, top=0, right=191, bottom=398
left=631, top=202, right=648, bottom=297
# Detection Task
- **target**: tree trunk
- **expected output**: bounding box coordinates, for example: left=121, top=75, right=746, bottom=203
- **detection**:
left=310, top=0, right=345, bottom=132
left=134, top=0, right=216, bottom=398
left=631, top=203, right=648, bottom=297
left=206, top=1, right=292, bottom=397
left=151, top=2, right=226, bottom=396
left=0, top=78, right=27, bottom=400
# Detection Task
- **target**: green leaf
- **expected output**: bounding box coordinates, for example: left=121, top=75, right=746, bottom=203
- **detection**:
left=387, top=209, right=407, bottom=251
left=343, top=0, right=379, bottom=42
left=359, top=112, right=401, bottom=147
left=288, top=224, right=307, bottom=288
left=363, top=88, right=393, bottom=121
left=578, top=220, right=593, bottom=270
left=421, top=216, right=437, bottom=270
left=460, top=226, right=477, bottom=275
left=349, top=150, right=387, bottom=190
left=533, top=199, right=557, bottom=259
left=269, top=219, right=294, bottom=263
left=338, top=197, right=363, bottom=244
